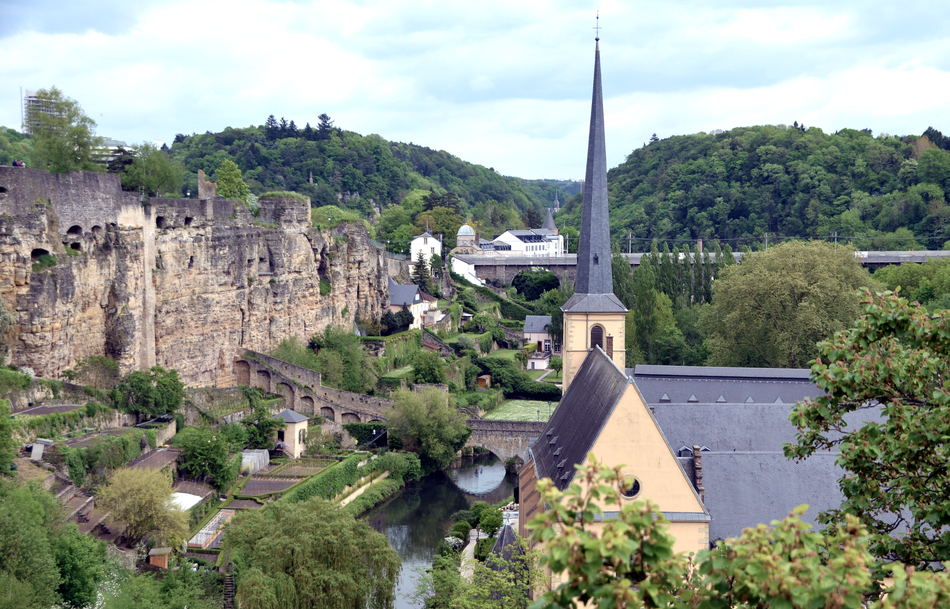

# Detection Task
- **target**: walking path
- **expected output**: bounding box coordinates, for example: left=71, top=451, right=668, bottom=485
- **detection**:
left=460, top=529, right=481, bottom=579
left=338, top=471, right=390, bottom=507
left=535, top=369, right=553, bottom=381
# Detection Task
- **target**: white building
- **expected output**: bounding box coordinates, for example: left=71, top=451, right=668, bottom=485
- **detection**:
left=491, top=228, right=563, bottom=257
left=409, top=228, right=442, bottom=268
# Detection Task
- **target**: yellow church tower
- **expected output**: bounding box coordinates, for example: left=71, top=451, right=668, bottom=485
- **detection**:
left=561, top=37, right=627, bottom=391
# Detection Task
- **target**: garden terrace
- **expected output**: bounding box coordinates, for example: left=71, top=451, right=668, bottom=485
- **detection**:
left=130, top=447, right=182, bottom=470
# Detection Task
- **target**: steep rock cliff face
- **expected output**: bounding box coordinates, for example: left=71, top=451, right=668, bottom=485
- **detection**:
left=0, top=167, right=401, bottom=386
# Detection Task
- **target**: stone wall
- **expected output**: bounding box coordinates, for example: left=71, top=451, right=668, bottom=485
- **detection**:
left=0, top=167, right=404, bottom=386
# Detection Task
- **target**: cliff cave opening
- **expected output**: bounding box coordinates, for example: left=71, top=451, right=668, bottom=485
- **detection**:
left=70, top=243, right=82, bottom=251
left=156, top=216, right=167, bottom=229
left=67, top=225, right=82, bottom=235
left=91, top=225, right=102, bottom=236
left=31, top=248, right=50, bottom=261
left=185, top=217, right=193, bottom=226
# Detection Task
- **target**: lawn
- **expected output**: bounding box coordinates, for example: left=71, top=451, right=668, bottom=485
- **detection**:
left=482, top=349, right=519, bottom=360
left=483, top=399, right=558, bottom=422
left=543, top=371, right=563, bottom=383
left=526, top=369, right=547, bottom=380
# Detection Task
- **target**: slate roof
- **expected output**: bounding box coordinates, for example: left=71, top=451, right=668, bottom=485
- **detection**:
left=523, top=315, right=551, bottom=334
left=528, top=347, right=629, bottom=491
left=542, top=208, right=557, bottom=231
left=505, top=229, right=556, bottom=242
left=561, top=291, right=628, bottom=314
left=702, top=452, right=843, bottom=541
left=574, top=40, right=613, bottom=298
left=274, top=409, right=308, bottom=424
left=488, top=524, right=524, bottom=570
left=388, top=277, right=422, bottom=307
left=630, top=365, right=819, bottom=406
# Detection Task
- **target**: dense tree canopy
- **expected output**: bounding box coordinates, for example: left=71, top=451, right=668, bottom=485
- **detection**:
left=787, top=290, right=950, bottom=578
left=27, top=87, right=103, bottom=174
left=700, top=240, right=879, bottom=368
left=110, top=366, right=185, bottom=417
left=96, top=467, right=189, bottom=547
left=225, top=497, right=400, bottom=609
left=120, top=143, right=185, bottom=197
left=556, top=125, right=950, bottom=251
left=388, top=388, right=471, bottom=473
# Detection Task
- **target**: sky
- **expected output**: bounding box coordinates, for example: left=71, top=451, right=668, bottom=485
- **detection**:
left=2, top=0, right=950, bottom=180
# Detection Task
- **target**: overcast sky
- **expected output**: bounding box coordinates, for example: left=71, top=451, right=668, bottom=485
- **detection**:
left=2, top=0, right=950, bottom=180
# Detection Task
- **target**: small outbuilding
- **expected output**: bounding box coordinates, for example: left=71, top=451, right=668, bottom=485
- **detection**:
left=148, top=547, right=172, bottom=570
left=274, top=409, right=309, bottom=458
left=477, top=375, right=492, bottom=391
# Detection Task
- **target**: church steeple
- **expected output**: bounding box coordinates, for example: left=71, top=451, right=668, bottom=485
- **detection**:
left=560, top=32, right=627, bottom=391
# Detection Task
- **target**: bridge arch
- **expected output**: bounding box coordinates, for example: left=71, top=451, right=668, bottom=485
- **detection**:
left=255, top=369, right=271, bottom=392
left=342, top=413, right=361, bottom=424
left=300, top=396, right=314, bottom=414
left=276, top=382, right=294, bottom=408
left=234, top=360, right=250, bottom=386
left=320, top=406, right=335, bottom=421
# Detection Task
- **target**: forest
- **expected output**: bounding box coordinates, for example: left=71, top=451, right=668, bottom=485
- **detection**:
left=555, top=125, right=950, bottom=252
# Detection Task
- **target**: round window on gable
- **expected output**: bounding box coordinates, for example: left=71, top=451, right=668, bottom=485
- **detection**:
left=620, top=475, right=641, bottom=499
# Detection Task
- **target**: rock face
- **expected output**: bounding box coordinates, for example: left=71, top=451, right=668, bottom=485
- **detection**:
left=0, top=167, right=403, bottom=386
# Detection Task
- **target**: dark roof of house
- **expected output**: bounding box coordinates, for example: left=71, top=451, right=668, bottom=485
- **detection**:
left=631, top=366, right=821, bottom=407
left=573, top=40, right=613, bottom=298
left=505, top=229, right=556, bottom=242
left=274, top=409, right=308, bottom=424
left=542, top=208, right=557, bottom=231
left=523, top=315, right=551, bottom=334
left=702, top=452, right=843, bottom=541
left=528, top=346, right=629, bottom=491
left=562, top=291, right=628, bottom=314
left=653, top=403, right=804, bottom=453
left=488, top=524, right=524, bottom=570
left=388, top=277, right=422, bottom=307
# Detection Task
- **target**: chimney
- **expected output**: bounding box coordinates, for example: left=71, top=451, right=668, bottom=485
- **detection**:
left=693, top=445, right=705, bottom=502
left=606, top=335, right=613, bottom=359
left=696, top=239, right=703, bottom=254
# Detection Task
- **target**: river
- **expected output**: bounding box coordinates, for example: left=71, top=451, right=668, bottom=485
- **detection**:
left=364, top=455, right=517, bottom=609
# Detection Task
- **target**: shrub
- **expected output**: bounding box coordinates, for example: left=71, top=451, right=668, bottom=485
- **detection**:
left=320, top=279, right=332, bottom=296
left=478, top=333, right=493, bottom=354
left=452, top=509, right=474, bottom=525
left=475, top=536, right=495, bottom=562
left=451, top=521, right=472, bottom=540
left=343, top=422, right=388, bottom=447
left=282, top=454, right=359, bottom=502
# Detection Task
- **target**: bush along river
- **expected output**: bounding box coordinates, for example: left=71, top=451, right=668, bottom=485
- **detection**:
left=364, top=454, right=517, bottom=609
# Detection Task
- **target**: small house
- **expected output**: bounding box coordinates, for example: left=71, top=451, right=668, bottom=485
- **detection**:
left=477, top=375, right=492, bottom=391
left=273, top=409, right=309, bottom=459
left=148, top=547, right=171, bottom=570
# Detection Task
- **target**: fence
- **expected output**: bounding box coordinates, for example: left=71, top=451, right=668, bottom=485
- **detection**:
left=368, top=238, right=408, bottom=260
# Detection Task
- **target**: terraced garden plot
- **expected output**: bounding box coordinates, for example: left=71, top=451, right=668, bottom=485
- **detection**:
left=379, top=366, right=414, bottom=380
left=278, top=464, right=329, bottom=477
left=482, top=349, right=519, bottom=360
left=228, top=499, right=264, bottom=509
left=483, top=399, right=557, bottom=422
left=241, top=477, right=304, bottom=496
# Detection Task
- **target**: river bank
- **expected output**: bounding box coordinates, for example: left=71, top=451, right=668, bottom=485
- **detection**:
left=363, top=454, right=517, bottom=609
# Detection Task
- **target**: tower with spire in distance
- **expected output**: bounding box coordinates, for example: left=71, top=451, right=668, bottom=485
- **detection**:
left=560, top=30, right=628, bottom=391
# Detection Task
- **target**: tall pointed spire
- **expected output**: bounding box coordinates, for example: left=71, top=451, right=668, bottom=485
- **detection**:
left=562, top=33, right=627, bottom=314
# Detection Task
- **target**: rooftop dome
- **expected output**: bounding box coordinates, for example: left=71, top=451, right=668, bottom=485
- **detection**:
left=457, top=224, right=476, bottom=236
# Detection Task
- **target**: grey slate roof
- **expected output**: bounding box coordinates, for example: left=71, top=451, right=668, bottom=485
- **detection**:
left=523, top=315, right=551, bottom=334
left=488, top=524, right=524, bottom=570
left=542, top=208, right=557, bottom=231
left=702, top=452, right=843, bottom=541
left=528, top=347, right=629, bottom=491
left=573, top=39, right=614, bottom=299
left=274, top=409, right=308, bottom=424
left=562, top=291, right=627, bottom=313
left=630, top=365, right=821, bottom=407
left=388, top=277, right=421, bottom=307
left=506, top=229, right=556, bottom=242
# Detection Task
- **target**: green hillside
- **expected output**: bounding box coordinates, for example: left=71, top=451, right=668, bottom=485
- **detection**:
left=555, top=125, right=950, bottom=251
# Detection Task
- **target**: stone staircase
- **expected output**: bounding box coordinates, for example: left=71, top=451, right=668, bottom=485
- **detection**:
left=223, top=565, right=235, bottom=609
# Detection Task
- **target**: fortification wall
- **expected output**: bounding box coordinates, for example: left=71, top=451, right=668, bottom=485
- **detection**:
left=0, top=167, right=400, bottom=386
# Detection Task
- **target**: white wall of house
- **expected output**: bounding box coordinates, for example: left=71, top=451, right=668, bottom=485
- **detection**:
left=492, top=231, right=563, bottom=256
left=450, top=257, right=484, bottom=285
left=410, top=234, right=442, bottom=267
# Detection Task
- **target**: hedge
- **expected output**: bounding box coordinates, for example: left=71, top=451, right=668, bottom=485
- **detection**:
left=475, top=536, right=496, bottom=562
left=341, top=477, right=403, bottom=517
left=61, top=430, right=147, bottom=486
left=477, top=357, right=562, bottom=401
left=343, top=422, right=388, bottom=446
left=281, top=454, right=360, bottom=503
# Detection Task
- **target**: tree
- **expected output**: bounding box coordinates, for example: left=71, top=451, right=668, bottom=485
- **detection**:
left=111, top=366, right=185, bottom=417
left=451, top=539, right=543, bottom=609
left=224, top=496, right=400, bottom=609
left=786, top=289, right=950, bottom=578
left=632, top=256, right=659, bottom=363
left=700, top=241, right=880, bottom=368
left=107, top=146, right=135, bottom=174
left=388, top=388, right=471, bottom=473
left=413, top=350, right=447, bottom=384
left=240, top=386, right=285, bottom=450
left=178, top=426, right=234, bottom=491
left=62, top=354, right=119, bottom=395
left=430, top=253, right=445, bottom=281
left=535, top=283, right=573, bottom=342
left=521, top=207, right=543, bottom=229
left=549, top=355, right=562, bottom=376
left=264, top=115, right=279, bottom=141
left=512, top=269, right=559, bottom=301
left=527, top=454, right=950, bottom=609
left=412, top=251, right=433, bottom=295
left=54, top=525, right=107, bottom=609
left=120, top=143, right=185, bottom=197
left=28, top=86, right=103, bottom=174
left=95, top=467, right=189, bottom=547
left=478, top=507, right=503, bottom=537
left=316, top=113, right=335, bottom=140
left=650, top=132, right=660, bottom=142
left=0, top=401, right=15, bottom=476
left=215, top=159, right=251, bottom=203
left=104, top=566, right=218, bottom=609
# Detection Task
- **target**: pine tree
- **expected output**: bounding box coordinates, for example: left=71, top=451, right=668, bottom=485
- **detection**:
left=317, top=113, right=334, bottom=140
left=288, top=120, right=298, bottom=137
left=264, top=115, right=279, bottom=141
left=412, top=252, right=432, bottom=295
left=278, top=117, right=289, bottom=137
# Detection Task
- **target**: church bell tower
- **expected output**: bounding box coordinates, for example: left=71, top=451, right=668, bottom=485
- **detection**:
left=561, top=34, right=628, bottom=391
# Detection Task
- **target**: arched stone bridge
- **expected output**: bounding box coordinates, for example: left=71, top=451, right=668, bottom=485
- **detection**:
left=234, top=352, right=393, bottom=425
left=465, top=419, right=547, bottom=463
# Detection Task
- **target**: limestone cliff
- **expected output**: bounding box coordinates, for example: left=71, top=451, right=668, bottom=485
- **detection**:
left=0, top=167, right=404, bottom=386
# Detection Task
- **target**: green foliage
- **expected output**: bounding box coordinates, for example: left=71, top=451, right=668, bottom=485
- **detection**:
left=310, top=325, right=376, bottom=394
left=62, top=354, right=120, bottom=394
left=473, top=537, right=496, bottom=563
left=104, top=566, right=219, bottom=609
left=388, top=388, right=472, bottom=473
left=111, top=366, right=185, bottom=417
left=28, top=87, right=103, bottom=174
left=450, top=521, right=471, bottom=540
left=60, top=430, right=147, bottom=486
left=340, top=476, right=404, bottom=517
left=226, top=496, right=401, bottom=609
left=372, top=451, right=422, bottom=484
left=240, top=386, right=285, bottom=450
left=511, top=269, right=560, bottom=301
left=282, top=454, right=360, bottom=502
left=0, top=401, right=15, bottom=476
left=96, top=467, right=189, bottom=547
left=478, top=333, right=493, bottom=354
left=260, top=190, right=308, bottom=202
left=786, top=289, right=950, bottom=578
left=700, top=240, right=880, bottom=368
left=412, top=349, right=447, bottom=384
left=178, top=426, right=234, bottom=491
left=31, top=253, right=56, bottom=273
left=557, top=125, right=950, bottom=250
left=268, top=336, right=321, bottom=373
left=342, top=422, right=388, bottom=447
left=476, top=358, right=561, bottom=401
left=528, top=454, right=933, bottom=609
left=319, top=278, right=331, bottom=295
left=0, top=126, right=33, bottom=167
left=120, top=142, right=185, bottom=197
left=214, top=159, right=251, bottom=203
left=54, top=524, right=107, bottom=608
left=548, top=355, right=563, bottom=375
left=478, top=507, right=503, bottom=537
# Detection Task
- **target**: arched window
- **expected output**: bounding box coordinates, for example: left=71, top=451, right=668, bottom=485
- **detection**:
left=590, top=325, right=604, bottom=350
left=299, top=428, right=306, bottom=444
